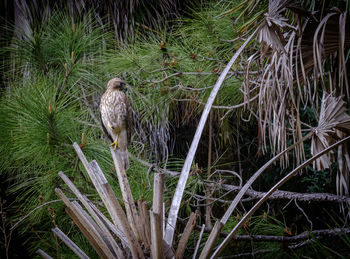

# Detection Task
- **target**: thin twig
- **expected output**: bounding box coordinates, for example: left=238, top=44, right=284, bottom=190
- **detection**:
left=145, top=72, right=181, bottom=83
left=80, top=84, right=103, bottom=131
left=228, top=249, right=275, bottom=258
left=11, top=199, right=74, bottom=230
left=0, top=198, right=13, bottom=259
left=129, top=153, right=179, bottom=176
left=172, top=94, right=259, bottom=110
left=140, top=67, right=169, bottom=74
left=195, top=54, right=225, bottom=63
left=294, top=198, right=313, bottom=230
left=193, top=224, right=205, bottom=259
left=178, top=219, right=350, bottom=243
left=205, top=110, right=213, bottom=229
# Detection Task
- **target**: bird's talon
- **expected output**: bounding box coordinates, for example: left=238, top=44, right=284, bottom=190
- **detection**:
left=111, top=140, right=119, bottom=150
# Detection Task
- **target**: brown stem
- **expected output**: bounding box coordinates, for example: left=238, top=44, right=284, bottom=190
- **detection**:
left=205, top=110, right=213, bottom=229
left=236, top=120, right=242, bottom=177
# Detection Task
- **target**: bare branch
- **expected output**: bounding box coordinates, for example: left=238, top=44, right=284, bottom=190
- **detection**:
left=178, top=218, right=350, bottom=243
left=11, top=199, right=74, bottom=231
left=230, top=228, right=350, bottom=242
left=211, top=182, right=350, bottom=203
left=229, top=248, right=275, bottom=258
left=294, top=199, right=313, bottom=230
left=145, top=72, right=181, bottom=83
left=80, top=84, right=102, bottom=130
left=172, top=94, right=259, bottom=110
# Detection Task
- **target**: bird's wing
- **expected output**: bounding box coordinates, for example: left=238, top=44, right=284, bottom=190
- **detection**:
left=100, top=110, right=113, bottom=142
left=125, top=94, right=133, bottom=143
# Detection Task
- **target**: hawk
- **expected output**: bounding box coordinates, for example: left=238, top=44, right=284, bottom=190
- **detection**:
left=100, top=77, right=132, bottom=170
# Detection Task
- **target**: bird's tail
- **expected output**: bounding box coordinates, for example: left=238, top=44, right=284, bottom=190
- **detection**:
left=116, top=149, right=129, bottom=171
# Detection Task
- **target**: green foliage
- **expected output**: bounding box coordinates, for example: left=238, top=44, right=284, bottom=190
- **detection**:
left=301, top=167, right=333, bottom=193
left=101, top=1, right=246, bottom=163
left=0, top=10, right=152, bottom=256
left=4, top=12, right=109, bottom=84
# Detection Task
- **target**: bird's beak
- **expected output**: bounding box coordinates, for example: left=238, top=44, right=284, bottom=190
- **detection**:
left=121, top=82, right=127, bottom=90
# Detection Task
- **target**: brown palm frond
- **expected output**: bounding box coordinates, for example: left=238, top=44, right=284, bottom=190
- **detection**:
left=311, top=92, right=350, bottom=171
left=250, top=0, right=299, bottom=166
left=258, top=0, right=295, bottom=53
left=336, top=130, right=350, bottom=195
left=298, top=11, right=350, bottom=101
left=242, top=1, right=350, bottom=170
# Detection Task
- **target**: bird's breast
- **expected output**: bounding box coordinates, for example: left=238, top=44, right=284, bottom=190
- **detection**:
left=100, top=90, right=128, bottom=130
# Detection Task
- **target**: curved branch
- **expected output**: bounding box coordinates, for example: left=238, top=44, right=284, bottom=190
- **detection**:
left=172, top=94, right=259, bottom=110
left=11, top=199, right=74, bottom=230
left=165, top=25, right=261, bottom=246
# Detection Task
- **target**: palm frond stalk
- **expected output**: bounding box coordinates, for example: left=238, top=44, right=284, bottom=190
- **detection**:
left=311, top=92, right=350, bottom=195
left=43, top=143, right=199, bottom=258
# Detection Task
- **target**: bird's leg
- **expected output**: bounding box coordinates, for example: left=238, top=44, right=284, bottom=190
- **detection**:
left=111, top=136, right=120, bottom=150
left=108, top=124, right=120, bottom=150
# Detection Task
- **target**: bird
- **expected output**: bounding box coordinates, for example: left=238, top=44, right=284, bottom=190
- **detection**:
left=100, top=77, right=132, bottom=170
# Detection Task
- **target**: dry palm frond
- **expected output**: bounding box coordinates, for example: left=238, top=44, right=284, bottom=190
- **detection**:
left=299, top=11, right=350, bottom=101
left=254, top=19, right=299, bottom=166
left=258, top=0, right=295, bottom=52
left=241, top=1, right=303, bottom=167
left=46, top=144, right=199, bottom=258
left=311, top=92, right=350, bottom=172
left=242, top=1, right=350, bottom=170
left=336, top=130, right=350, bottom=196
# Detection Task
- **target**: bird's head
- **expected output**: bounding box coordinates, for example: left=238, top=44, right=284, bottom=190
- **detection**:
left=106, top=77, right=126, bottom=91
